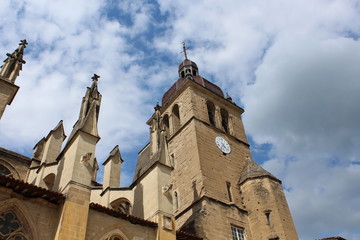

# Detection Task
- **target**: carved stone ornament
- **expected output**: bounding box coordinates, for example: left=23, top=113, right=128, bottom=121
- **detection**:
left=162, top=183, right=173, bottom=195
left=81, top=152, right=92, bottom=163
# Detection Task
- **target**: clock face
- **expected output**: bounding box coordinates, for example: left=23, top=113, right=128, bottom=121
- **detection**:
left=215, top=136, right=231, bottom=154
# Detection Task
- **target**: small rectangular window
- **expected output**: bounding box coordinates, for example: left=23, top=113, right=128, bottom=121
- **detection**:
left=231, top=226, right=245, bottom=240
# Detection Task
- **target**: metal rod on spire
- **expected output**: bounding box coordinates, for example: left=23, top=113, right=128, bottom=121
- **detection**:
left=182, top=42, right=188, bottom=60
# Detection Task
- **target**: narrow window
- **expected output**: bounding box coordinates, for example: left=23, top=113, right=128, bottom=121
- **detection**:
left=265, top=210, right=272, bottom=225
left=206, top=101, right=216, bottom=127
left=162, top=114, right=170, bottom=138
left=192, top=69, right=197, bottom=76
left=221, top=108, right=230, bottom=134
left=231, top=226, right=245, bottom=240
left=181, top=71, right=185, bottom=78
left=226, top=182, right=233, bottom=202
left=174, top=191, right=179, bottom=211
left=172, top=104, right=180, bottom=133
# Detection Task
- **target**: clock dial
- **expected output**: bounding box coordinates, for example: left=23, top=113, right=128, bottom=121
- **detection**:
left=215, top=136, right=231, bottom=154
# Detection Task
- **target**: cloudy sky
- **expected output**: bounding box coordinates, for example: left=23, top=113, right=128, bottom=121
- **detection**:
left=1, top=0, right=359, bottom=239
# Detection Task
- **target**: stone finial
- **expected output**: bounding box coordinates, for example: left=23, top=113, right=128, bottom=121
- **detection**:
left=226, top=92, right=233, bottom=102
left=154, top=103, right=161, bottom=111
left=0, top=39, right=27, bottom=83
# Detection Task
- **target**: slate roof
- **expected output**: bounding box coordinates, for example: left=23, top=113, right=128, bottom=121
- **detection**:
left=238, top=158, right=281, bottom=185
left=162, top=76, right=224, bottom=106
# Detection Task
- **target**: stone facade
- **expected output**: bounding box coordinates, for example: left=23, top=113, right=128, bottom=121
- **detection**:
left=0, top=41, right=300, bottom=240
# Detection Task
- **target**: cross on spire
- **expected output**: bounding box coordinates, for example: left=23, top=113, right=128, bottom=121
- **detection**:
left=92, top=74, right=100, bottom=82
left=19, top=39, right=28, bottom=48
left=182, top=42, right=188, bottom=60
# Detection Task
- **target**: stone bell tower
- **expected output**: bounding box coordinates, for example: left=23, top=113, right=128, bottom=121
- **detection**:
left=146, top=45, right=298, bottom=239
left=0, top=39, right=27, bottom=119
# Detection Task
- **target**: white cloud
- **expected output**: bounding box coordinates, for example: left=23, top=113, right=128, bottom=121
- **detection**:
left=244, top=36, right=360, bottom=239
left=156, top=1, right=360, bottom=239
left=1, top=0, right=360, bottom=239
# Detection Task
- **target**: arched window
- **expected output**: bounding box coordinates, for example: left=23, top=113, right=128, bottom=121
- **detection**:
left=0, top=164, right=12, bottom=177
left=110, top=198, right=132, bottom=215
left=105, top=235, right=123, bottom=240
left=206, top=101, right=216, bottom=127
left=0, top=211, right=28, bottom=240
left=172, top=104, right=180, bottom=133
left=43, top=173, right=55, bottom=190
left=162, top=114, right=170, bottom=138
left=220, top=108, right=230, bottom=134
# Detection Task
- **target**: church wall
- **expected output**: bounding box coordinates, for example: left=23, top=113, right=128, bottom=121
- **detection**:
left=27, top=167, right=38, bottom=184
left=0, top=148, right=30, bottom=180
left=0, top=186, right=61, bottom=240
left=41, top=129, right=64, bottom=164
left=195, top=120, right=250, bottom=203
left=186, top=84, right=248, bottom=144
left=194, top=199, right=251, bottom=240
left=162, top=85, right=195, bottom=136
left=0, top=79, right=18, bottom=119
left=90, top=188, right=103, bottom=204
left=93, top=188, right=134, bottom=210
left=86, top=209, right=157, bottom=240
left=29, top=163, right=59, bottom=189
left=108, top=189, right=133, bottom=208
left=168, top=122, right=203, bottom=214
left=240, top=178, right=299, bottom=240
left=57, top=133, right=98, bottom=191
left=132, top=163, right=172, bottom=221
left=156, top=163, right=173, bottom=216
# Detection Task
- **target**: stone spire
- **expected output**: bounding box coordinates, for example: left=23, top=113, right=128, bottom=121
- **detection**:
left=0, top=39, right=27, bottom=83
left=67, top=74, right=102, bottom=142
left=0, top=40, right=27, bottom=119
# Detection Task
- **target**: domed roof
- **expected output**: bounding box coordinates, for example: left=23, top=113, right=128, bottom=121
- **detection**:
left=178, top=59, right=198, bottom=71
left=162, top=59, right=224, bottom=105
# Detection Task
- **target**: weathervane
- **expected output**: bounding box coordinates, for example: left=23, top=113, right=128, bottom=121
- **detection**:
left=182, top=42, right=188, bottom=60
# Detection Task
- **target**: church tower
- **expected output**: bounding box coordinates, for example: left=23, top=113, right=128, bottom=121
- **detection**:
left=0, top=40, right=27, bottom=119
left=140, top=46, right=298, bottom=239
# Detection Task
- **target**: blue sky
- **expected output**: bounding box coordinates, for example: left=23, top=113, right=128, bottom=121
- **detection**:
left=1, top=0, right=360, bottom=239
